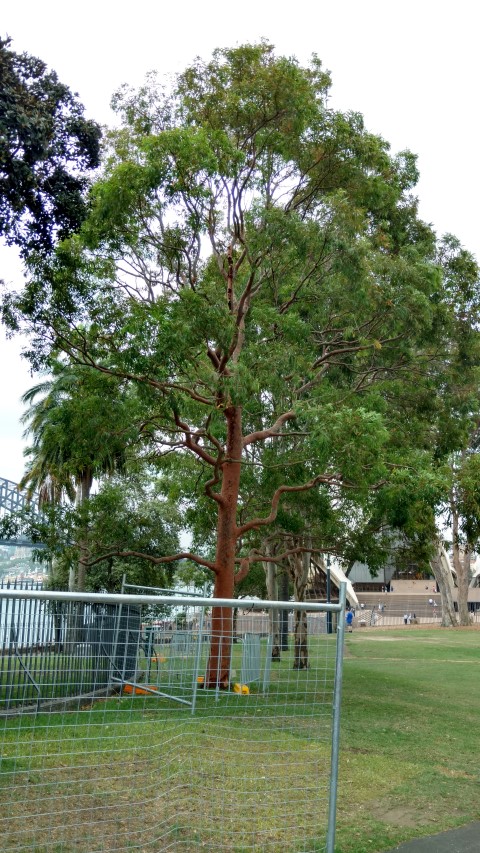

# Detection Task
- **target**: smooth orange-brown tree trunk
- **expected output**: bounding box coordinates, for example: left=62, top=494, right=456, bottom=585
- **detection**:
left=206, top=405, right=242, bottom=687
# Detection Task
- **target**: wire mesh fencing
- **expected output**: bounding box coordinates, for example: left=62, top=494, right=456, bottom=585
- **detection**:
left=0, top=587, right=346, bottom=852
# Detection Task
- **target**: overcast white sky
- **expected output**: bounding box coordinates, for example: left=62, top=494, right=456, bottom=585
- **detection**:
left=1, top=0, right=479, bottom=483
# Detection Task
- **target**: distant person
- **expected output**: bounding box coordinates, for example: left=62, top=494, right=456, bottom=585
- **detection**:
left=346, top=610, right=354, bottom=632
left=403, top=613, right=408, bottom=625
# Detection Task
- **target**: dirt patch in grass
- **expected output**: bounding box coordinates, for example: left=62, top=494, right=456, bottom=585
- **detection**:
left=435, top=766, right=477, bottom=780
left=369, top=803, right=433, bottom=829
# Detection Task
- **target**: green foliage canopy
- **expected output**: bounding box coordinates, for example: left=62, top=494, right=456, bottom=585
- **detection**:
left=4, top=42, right=478, bottom=594
left=0, top=36, right=101, bottom=257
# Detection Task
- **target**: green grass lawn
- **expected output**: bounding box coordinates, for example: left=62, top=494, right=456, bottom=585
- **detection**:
left=336, top=627, right=480, bottom=852
left=1, top=627, right=479, bottom=852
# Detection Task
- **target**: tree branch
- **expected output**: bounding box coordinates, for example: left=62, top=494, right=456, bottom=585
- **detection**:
left=82, top=550, right=218, bottom=573
left=236, top=473, right=342, bottom=536
left=242, top=411, right=296, bottom=448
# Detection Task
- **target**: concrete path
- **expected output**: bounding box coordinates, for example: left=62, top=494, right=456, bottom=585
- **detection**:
left=386, top=822, right=480, bottom=852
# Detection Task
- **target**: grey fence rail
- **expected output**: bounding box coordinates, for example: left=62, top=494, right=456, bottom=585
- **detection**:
left=0, top=587, right=346, bottom=853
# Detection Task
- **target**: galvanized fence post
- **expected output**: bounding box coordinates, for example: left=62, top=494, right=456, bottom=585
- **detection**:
left=190, top=601, right=205, bottom=715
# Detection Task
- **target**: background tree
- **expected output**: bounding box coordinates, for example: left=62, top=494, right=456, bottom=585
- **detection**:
left=20, top=361, right=140, bottom=589
left=0, top=36, right=101, bottom=257
left=1, top=473, right=181, bottom=594
left=43, top=476, right=181, bottom=592
left=408, top=236, right=480, bottom=625
left=434, top=238, right=480, bottom=624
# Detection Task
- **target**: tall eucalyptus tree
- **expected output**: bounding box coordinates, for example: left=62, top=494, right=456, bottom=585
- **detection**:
left=5, top=43, right=461, bottom=681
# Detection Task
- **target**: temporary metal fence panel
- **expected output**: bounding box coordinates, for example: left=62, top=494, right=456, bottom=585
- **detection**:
left=0, top=587, right=346, bottom=852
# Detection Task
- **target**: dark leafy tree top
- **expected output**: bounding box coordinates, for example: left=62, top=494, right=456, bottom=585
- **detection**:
left=0, top=36, right=101, bottom=256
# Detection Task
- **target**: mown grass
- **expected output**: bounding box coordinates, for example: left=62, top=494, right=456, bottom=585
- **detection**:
left=336, top=627, right=480, bottom=852
left=0, top=628, right=479, bottom=851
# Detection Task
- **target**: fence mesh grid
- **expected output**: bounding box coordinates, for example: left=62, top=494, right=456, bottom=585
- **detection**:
left=0, top=590, right=345, bottom=852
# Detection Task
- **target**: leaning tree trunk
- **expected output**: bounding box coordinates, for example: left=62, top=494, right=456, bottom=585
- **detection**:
left=205, top=406, right=243, bottom=688
left=265, top=546, right=281, bottom=661
left=290, top=547, right=310, bottom=670
left=430, top=543, right=458, bottom=627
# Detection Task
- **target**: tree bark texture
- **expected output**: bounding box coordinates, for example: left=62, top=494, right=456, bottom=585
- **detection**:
left=205, top=406, right=243, bottom=687
left=290, top=548, right=310, bottom=670
left=451, top=499, right=472, bottom=626
left=452, top=544, right=472, bottom=626
left=277, top=567, right=290, bottom=651
left=430, top=543, right=458, bottom=627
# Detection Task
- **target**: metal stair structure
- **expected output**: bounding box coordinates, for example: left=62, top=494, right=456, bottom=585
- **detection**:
left=0, top=476, right=41, bottom=547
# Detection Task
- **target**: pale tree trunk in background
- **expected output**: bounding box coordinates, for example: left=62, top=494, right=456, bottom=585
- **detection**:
left=68, top=565, right=76, bottom=593
left=67, top=469, right=93, bottom=648
left=74, top=469, right=93, bottom=592
left=265, top=545, right=281, bottom=661
left=451, top=498, right=472, bottom=625
left=453, top=545, right=472, bottom=626
left=430, top=543, right=458, bottom=627
left=290, top=546, right=310, bottom=670
left=453, top=541, right=472, bottom=625
left=277, top=566, right=290, bottom=651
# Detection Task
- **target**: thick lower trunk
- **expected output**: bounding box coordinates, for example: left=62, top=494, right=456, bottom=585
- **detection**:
left=294, top=610, right=308, bottom=669
left=430, top=543, right=458, bottom=627
left=451, top=499, right=471, bottom=626
left=453, top=544, right=472, bottom=626
left=206, top=571, right=236, bottom=688
left=266, top=552, right=281, bottom=661
left=205, top=406, right=242, bottom=688
left=291, top=549, right=310, bottom=670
